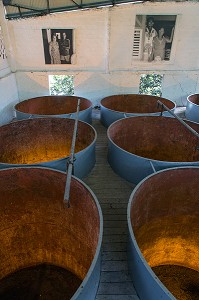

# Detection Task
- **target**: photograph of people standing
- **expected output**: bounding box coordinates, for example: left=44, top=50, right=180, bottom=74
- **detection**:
left=142, top=15, right=176, bottom=62
left=42, top=29, right=73, bottom=64
left=132, top=15, right=176, bottom=62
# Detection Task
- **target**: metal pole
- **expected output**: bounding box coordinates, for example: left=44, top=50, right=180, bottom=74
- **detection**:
left=157, top=100, right=199, bottom=143
left=64, top=98, right=81, bottom=207
left=149, top=160, right=156, bottom=173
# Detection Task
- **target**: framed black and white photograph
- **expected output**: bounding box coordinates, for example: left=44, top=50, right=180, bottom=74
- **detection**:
left=132, top=15, right=177, bottom=62
left=42, top=29, right=74, bottom=64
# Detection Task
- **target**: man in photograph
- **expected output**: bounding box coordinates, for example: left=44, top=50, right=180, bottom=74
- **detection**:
left=59, top=32, right=71, bottom=64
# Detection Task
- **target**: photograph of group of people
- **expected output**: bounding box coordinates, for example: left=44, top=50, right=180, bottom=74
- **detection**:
left=134, top=15, right=176, bottom=62
left=42, top=29, right=73, bottom=64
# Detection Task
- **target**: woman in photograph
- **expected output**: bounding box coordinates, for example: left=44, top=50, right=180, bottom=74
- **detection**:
left=152, top=27, right=174, bottom=61
left=143, top=17, right=157, bottom=62
left=49, top=34, right=61, bottom=64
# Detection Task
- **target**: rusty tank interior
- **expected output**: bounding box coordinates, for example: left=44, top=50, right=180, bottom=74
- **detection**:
left=101, top=94, right=175, bottom=113
left=109, top=116, right=199, bottom=162
left=0, top=118, right=95, bottom=165
left=15, top=95, right=92, bottom=115
left=187, top=94, right=199, bottom=105
left=130, top=167, right=199, bottom=300
left=0, top=167, right=101, bottom=299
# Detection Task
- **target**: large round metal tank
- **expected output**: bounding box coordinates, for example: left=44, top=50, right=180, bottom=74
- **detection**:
left=108, top=116, right=199, bottom=184
left=100, top=94, right=176, bottom=127
left=0, top=118, right=96, bottom=178
left=185, top=93, right=199, bottom=123
left=127, top=167, right=199, bottom=300
left=14, top=96, right=93, bottom=124
left=0, top=167, right=103, bottom=300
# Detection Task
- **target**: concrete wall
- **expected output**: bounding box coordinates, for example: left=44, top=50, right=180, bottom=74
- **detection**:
left=0, top=73, right=18, bottom=125
left=2, top=1, right=199, bottom=108
left=0, top=6, right=18, bottom=125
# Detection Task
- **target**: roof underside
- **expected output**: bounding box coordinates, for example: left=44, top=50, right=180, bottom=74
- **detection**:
left=2, top=0, right=147, bottom=19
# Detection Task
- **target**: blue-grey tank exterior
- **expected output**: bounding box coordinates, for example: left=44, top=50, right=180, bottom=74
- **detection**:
left=101, top=104, right=175, bottom=128
left=127, top=166, right=199, bottom=299
left=71, top=178, right=103, bottom=300
left=185, top=94, right=199, bottom=124
left=108, top=135, right=199, bottom=185
left=127, top=171, right=176, bottom=300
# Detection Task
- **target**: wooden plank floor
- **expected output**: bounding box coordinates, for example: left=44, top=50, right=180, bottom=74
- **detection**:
left=83, top=109, right=140, bottom=300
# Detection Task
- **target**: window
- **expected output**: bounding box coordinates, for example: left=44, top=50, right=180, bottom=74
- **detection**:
left=139, top=74, right=163, bottom=97
left=133, top=15, right=176, bottom=62
left=49, top=75, right=74, bottom=95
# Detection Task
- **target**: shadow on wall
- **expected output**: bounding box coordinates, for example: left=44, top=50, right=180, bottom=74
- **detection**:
left=75, top=73, right=198, bottom=107
left=0, top=102, right=16, bottom=125
left=74, top=73, right=139, bottom=106
left=162, top=75, right=199, bottom=107
left=163, top=86, right=191, bottom=107
left=16, top=72, right=199, bottom=107
left=16, top=73, right=50, bottom=101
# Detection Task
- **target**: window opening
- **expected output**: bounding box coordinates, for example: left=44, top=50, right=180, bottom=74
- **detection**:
left=49, top=75, right=74, bottom=95
left=139, top=74, right=163, bottom=97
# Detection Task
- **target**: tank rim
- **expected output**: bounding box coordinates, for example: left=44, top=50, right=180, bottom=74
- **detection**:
left=107, top=115, right=199, bottom=164
left=0, top=166, right=103, bottom=300
left=14, top=95, right=93, bottom=116
left=187, top=93, right=199, bottom=107
left=100, top=94, right=176, bottom=114
left=0, top=117, right=97, bottom=166
left=127, top=166, right=199, bottom=300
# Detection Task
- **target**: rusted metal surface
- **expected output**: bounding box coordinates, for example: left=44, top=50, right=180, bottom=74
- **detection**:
left=0, top=167, right=103, bottom=300
left=152, top=265, right=199, bottom=300
left=15, top=96, right=93, bottom=124
left=108, top=116, right=199, bottom=183
left=109, top=116, right=199, bottom=161
left=0, top=118, right=96, bottom=178
left=127, top=167, right=199, bottom=300
left=101, top=94, right=175, bottom=113
left=157, top=99, right=199, bottom=145
left=0, top=264, right=82, bottom=299
left=100, top=94, right=176, bottom=127
left=187, top=94, right=199, bottom=105
left=185, top=93, right=199, bottom=123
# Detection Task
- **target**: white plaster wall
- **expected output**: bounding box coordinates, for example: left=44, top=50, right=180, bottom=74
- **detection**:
left=0, top=7, right=18, bottom=125
left=8, top=9, right=108, bottom=71
left=15, top=70, right=198, bottom=106
left=0, top=58, right=18, bottom=125
left=4, top=2, right=199, bottom=107
left=0, top=73, right=18, bottom=125
left=109, top=2, right=199, bottom=71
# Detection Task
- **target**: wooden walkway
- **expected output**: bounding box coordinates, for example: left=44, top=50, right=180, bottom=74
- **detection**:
left=83, top=110, right=140, bottom=300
